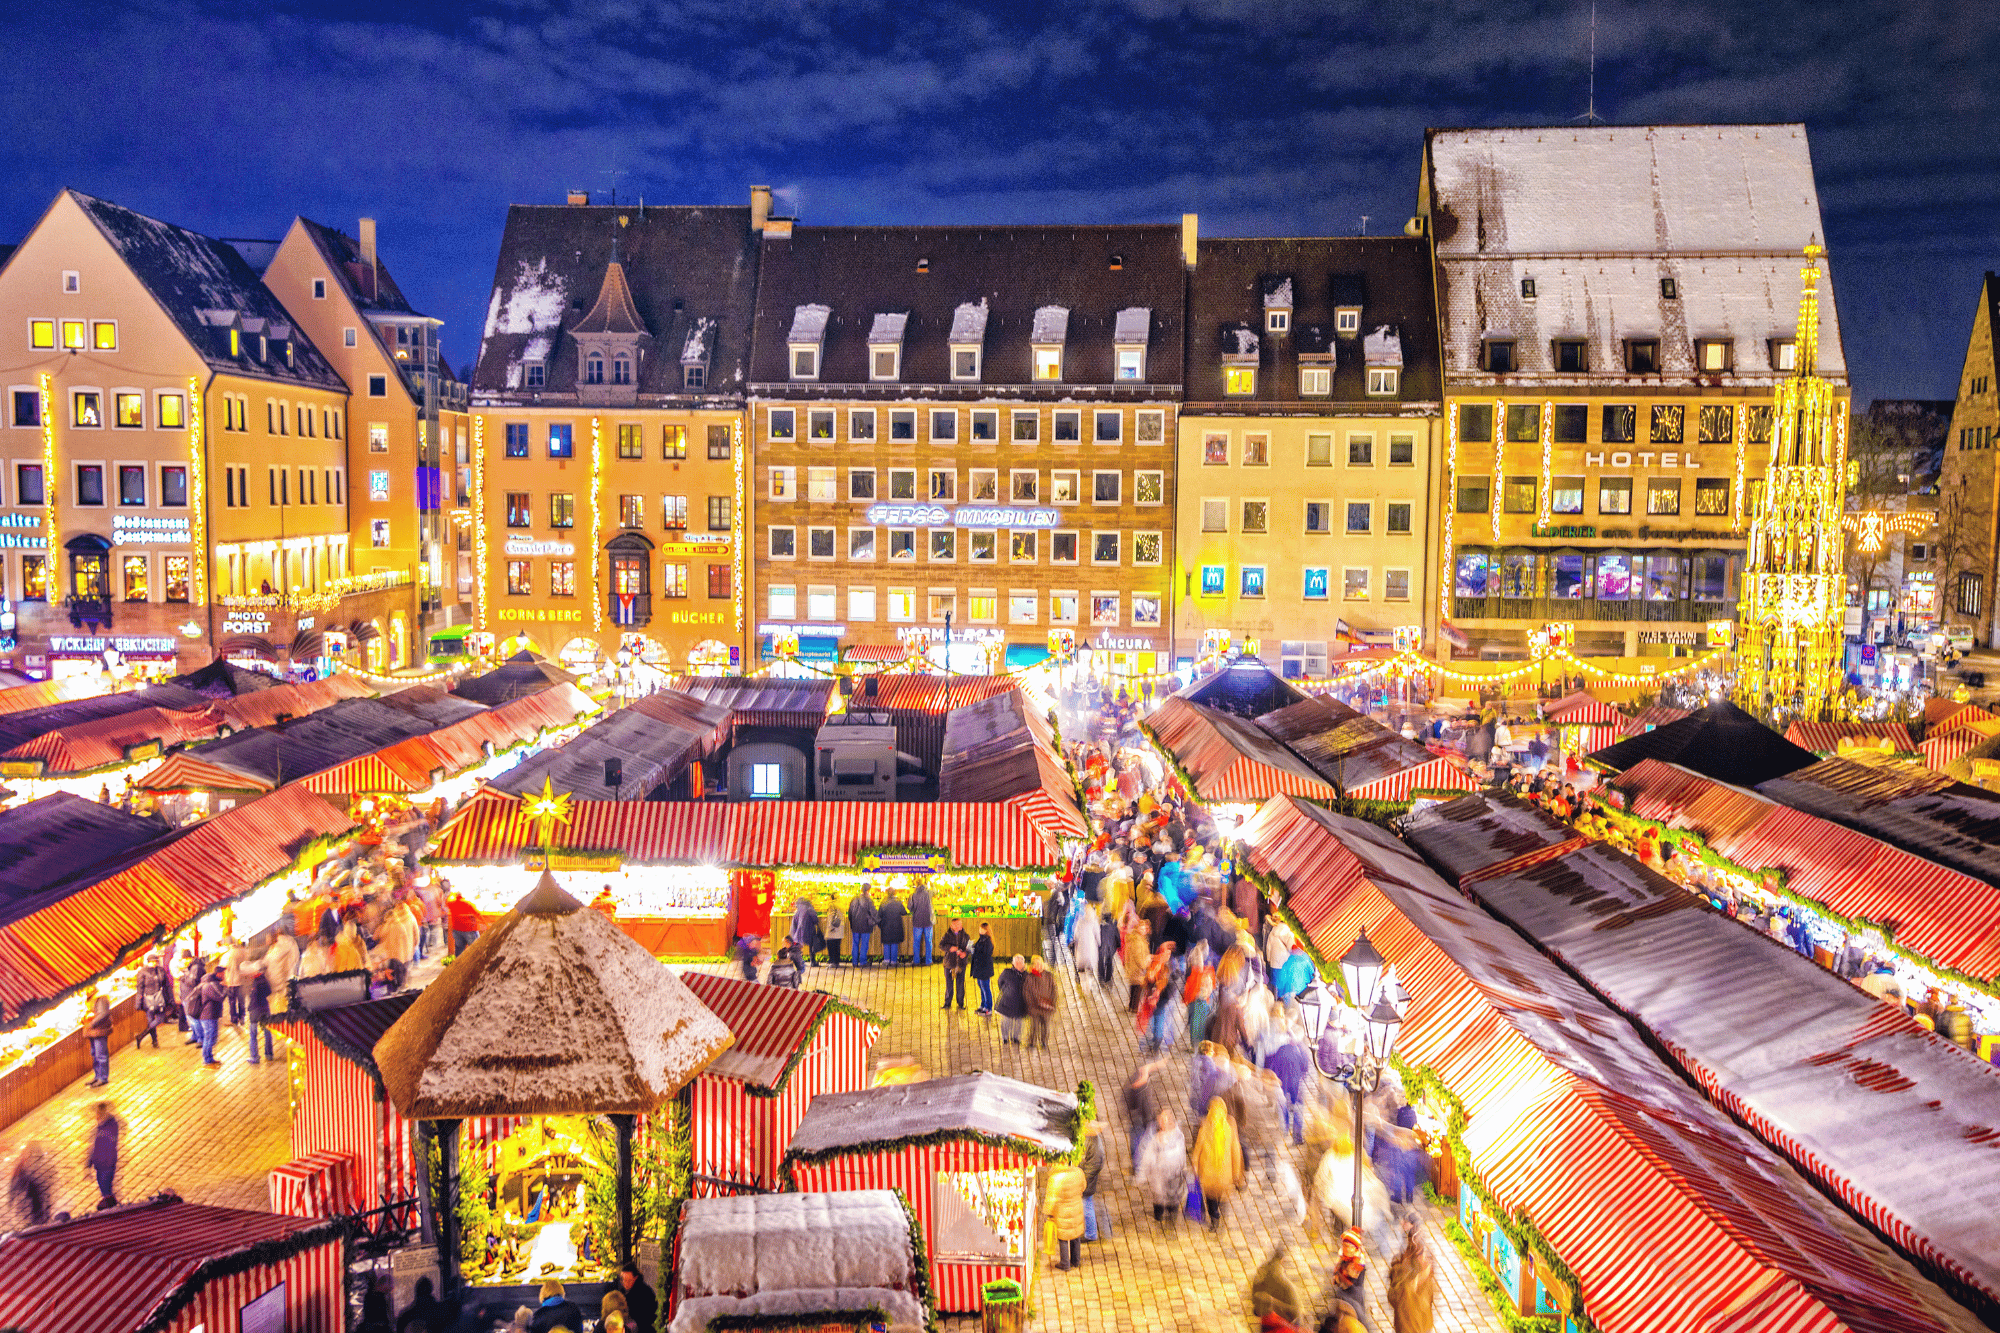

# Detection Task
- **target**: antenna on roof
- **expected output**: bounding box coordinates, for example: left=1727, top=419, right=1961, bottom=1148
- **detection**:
left=1575, top=0, right=1605, bottom=125
left=1359, top=215, right=1370, bottom=236
left=601, top=165, right=626, bottom=206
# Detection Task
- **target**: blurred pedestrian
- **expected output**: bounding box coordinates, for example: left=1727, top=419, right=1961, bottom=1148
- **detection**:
left=83, top=987, right=112, bottom=1087
left=822, top=893, right=846, bottom=968
left=244, top=962, right=275, bottom=1064
left=1045, top=1157, right=1086, bottom=1270
left=1135, top=1109, right=1188, bottom=1225
left=1079, top=1122, right=1108, bottom=1242
left=909, top=880, right=934, bottom=966
left=1024, top=956, right=1056, bottom=1049
left=788, top=894, right=821, bottom=966
left=970, top=924, right=996, bottom=1014
left=940, top=919, right=970, bottom=1010
left=135, top=953, right=170, bottom=1050
left=1250, top=1246, right=1303, bottom=1329
left=8, top=1141, right=51, bottom=1227
left=878, top=887, right=907, bottom=965
left=997, top=956, right=1029, bottom=1044
left=1388, top=1218, right=1437, bottom=1333
left=86, top=1100, right=119, bottom=1205
left=1190, top=1097, right=1243, bottom=1230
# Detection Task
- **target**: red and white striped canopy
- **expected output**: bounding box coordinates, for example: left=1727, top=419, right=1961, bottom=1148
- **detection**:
left=1919, top=730, right=1982, bottom=774
left=1344, top=753, right=1479, bottom=803
left=1783, top=720, right=1916, bottom=755
left=1544, top=691, right=1624, bottom=725
left=1145, top=696, right=1338, bottom=802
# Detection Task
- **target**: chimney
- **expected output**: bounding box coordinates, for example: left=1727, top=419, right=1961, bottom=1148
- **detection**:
left=1181, top=212, right=1199, bottom=268
left=567, top=189, right=590, bottom=206
left=358, top=218, right=378, bottom=299
left=750, top=185, right=772, bottom=233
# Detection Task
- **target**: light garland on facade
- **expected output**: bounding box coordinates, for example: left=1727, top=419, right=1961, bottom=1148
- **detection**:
left=471, top=414, right=488, bottom=632
left=337, top=659, right=472, bottom=688
left=1392, top=644, right=1729, bottom=688
left=1536, top=399, right=1554, bottom=527
left=732, top=416, right=745, bottom=638
left=1732, top=402, right=1748, bottom=533
left=38, top=374, right=57, bottom=556
left=1440, top=400, right=1459, bottom=615
left=1489, top=398, right=1504, bottom=543
left=186, top=375, right=207, bottom=606
left=589, top=416, right=603, bottom=634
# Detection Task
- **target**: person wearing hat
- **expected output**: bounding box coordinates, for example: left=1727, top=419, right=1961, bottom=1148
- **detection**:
left=83, top=987, right=113, bottom=1086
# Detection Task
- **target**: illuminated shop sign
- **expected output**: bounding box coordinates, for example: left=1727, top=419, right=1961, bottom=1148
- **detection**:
left=112, top=515, right=192, bottom=544
left=0, top=513, right=44, bottom=549
left=49, top=635, right=177, bottom=656
left=1580, top=451, right=1704, bottom=470
left=863, top=504, right=1060, bottom=529
left=503, top=538, right=575, bottom=556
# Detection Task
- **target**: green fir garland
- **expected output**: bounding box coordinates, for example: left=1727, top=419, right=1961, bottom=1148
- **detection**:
left=1069, top=1079, right=1097, bottom=1166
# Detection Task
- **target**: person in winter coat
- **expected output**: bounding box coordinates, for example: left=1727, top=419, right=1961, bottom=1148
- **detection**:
left=1040, top=884, right=1068, bottom=962
left=8, top=1141, right=51, bottom=1227
left=1185, top=973, right=1216, bottom=1051
left=84, top=988, right=113, bottom=1087
left=1190, top=1097, right=1244, bottom=1230
left=996, top=956, right=1029, bottom=1043
left=1045, top=1159, right=1087, bottom=1269
left=616, top=1261, right=659, bottom=1333
left=1250, top=1247, right=1303, bottom=1328
left=1098, top=912, right=1120, bottom=987
left=1071, top=897, right=1100, bottom=983
left=1024, top=956, right=1056, bottom=1049
left=447, top=893, right=483, bottom=955
left=377, top=901, right=418, bottom=991
left=223, top=939, right=250, bottom=1026
left=908, top=883, right=934, bottom=966
left=1264, top=919, right=1297, bottom=973
left=196, top=966, right=227, bottom=1065
left=787, top=895, right=821, bottom=965
left=332, top=921, right=368, bottom=974
left=1078, top=1122, right=1107, bottom=1241
left=969, top=924, right=997, bottom=1014
left=940, top=920, right=971, bottom=1010
left=1208, top=990, right=1247, bottom=1058
left=527, top=1280, right=583, bottom=1333
left=1272, top=946, right=1316, bottom=1002
left=178, top=955, right=204, bottom=1044
left=876, top=889, right=907, bottom=965
left=768, top=944, right=803, bottom=990
left=847, top=889, right=878, bottom=967
left=135, top=953, right=170, bottom=1049
left=1388, top=1218, right=1437, bottom=1333
left=86, top=1100, right=119, bottom=1204
left=1234, top=1065, right=1286, bottom=1177
left=821, top=894, right=846, bottom=967
left=1121, top=906, right=1152, bottom=1011
left=244, top=964, right=275, bottom=1064
left=1135, top=1109, right=1188, bottom=1225
left=263, top=931, right=300, bottom=1015
left=1123, top=1059, right=1165, bottom=1166
left=1266, top=1036, right=1312, bottom=1144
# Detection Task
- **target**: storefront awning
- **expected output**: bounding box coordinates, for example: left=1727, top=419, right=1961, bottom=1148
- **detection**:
left=1004, top=643, right=1050, bottom=669
left=845, top=644, right=913, bottom=664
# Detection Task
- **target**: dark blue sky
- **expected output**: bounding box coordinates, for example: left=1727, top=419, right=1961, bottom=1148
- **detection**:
left=3, top=0, right=1994, bottom=403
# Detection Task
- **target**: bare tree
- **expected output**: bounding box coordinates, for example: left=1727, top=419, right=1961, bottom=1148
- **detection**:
left=1929, top=477, right=1985, bottom=631
left=1844, top=408, right=1937, bottom=615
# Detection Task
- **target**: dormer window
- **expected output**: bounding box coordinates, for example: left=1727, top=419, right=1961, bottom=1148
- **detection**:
left=868, top=313, right=907, bottom=382
left=228, top=328, right=241, bottom=357
left=257, top=335, right=268, bottom=362
left=525, top=361, right=545, bottom=388
left=1367, top=368, right=1399, bottom=396
left=1299, top=359, right=1332, bottom=396
left=1624, top=338, right=1662, bottom=374
left=1520, top=277, right=1537, bottom=300
left=1769, top=338, right=1797, bottom=372
left=953, top=348, right=980, bottom=380
left=612, top=354, right=632, bottom=385
left=1481, top=338, right=1516, bottom=373
left=1335, top=308, right=1360, bottom=336
left=1695, top=339, right=1732, bottom=373
left=1220, top=322, right=1259, bottom=395
left=1266, top=310, right=1289, bottom=333
left=792, top=347, right=818, bottom=379
left=1032, top=306, right=1069, bottom=381
left=684, top=365, right=705, bottom=390
left=680, top=316, right=714, bottom=392
left=1261, top=277, right=1292, bottom=335
left=586, top=353, right=604, bottom=385
left=1115, top=307, right=1150, bottom=382
left=1552, top=339, right=1588, bottom=372
left=787, top=303, right=829, bottom=382
left=950, top=299, right=988, bottom=382
left=1364, top=325, right=1403, bottom=397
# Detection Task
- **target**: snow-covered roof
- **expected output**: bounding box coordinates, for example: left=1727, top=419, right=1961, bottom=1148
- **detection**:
left=673, top=1190, right=925, bottom=1333
left=1114, top=306, right=1151, bottom=345
left=949, top=299, right=989, bottom=344
left=1364, top=326, right=1403, bottom=368
left=373, top=874, right=733, bottom=1117
left=681, top=316, right=715, bottom=365
left=1424, top=124, right=1845, bottom=382
left=1262, top=276, right=1293, bottom=309
left=788, top=303, right=830, bottom=343
left=1031, top=305, right=1069, bottom=344
left=867, top=312, right=908, bottom=345
left=486, top=256, right=569, bottom=340
left=785, top=1071, right=1076, bottom=1160
left=1219, top=323, right=1259, bottom=360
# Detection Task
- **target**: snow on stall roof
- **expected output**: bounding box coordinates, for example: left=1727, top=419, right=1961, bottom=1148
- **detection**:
left=1262, top=276, right=1293, bottom=308
left=949, top=299, right=990, bottom=343
left=868, top=311, right=908, bottom=344
left=1114, top=306, right=1151, bottom=344
left=484, top=256, right=568, bottom=338
left=786, top=1071, right=1076, bottom=1159
left=372, top=875, right=732, bottom=1117
left=1031, top=305, right=1069, bottom=343
left=789, top=303, right=831, bottom=343
left=681, top=316, right=715, bottom=364
left=677, top=1190, right=917, bottom=1300
left=1364, top=326, right=1403, bottom=367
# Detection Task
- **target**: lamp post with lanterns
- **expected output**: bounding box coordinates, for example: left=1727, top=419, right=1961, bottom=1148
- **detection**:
left=1294, top=929, right=1407, bottom=1236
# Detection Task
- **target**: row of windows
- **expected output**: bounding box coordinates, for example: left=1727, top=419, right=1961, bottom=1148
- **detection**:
left=768, top=406, right=1167, bottom=446
left=769, top=465, right=1164, bottom=506
left=1458, top=402, right=1770, bottom=447
left=1481, top=330, right=1794, bottom=376
left=5, top=461, right=197, bottom=508
left=1201, top=431, right=1417, bottom=468
left=503, top=558, right=732, bottom=600
left=258, top=399, right=344, bottom=440
left=1453, top=474, right=1734, bottom=519
left=27, top=318, right=118, bottom=352
left=501, top=422, right=733, bottom=460
left=0, top=552, right=195, bottom=604
left=787, top=344, right=1148, bottom=386
left=1195, top=564, right=1412, bottom=602
left=768, top=585, right=1165, bottom=629
left=1222, top=366, right=1399, bottom=397
left=769, top=525, right=1163, bottom=567
left=219, top=466, right=348, bottom=510
left=12, top=387, right=187, bottom=432
left=1959, top=425, right=1994, bottom=451
left=502, top=492, right=732, bottom=532
left=1200, top=497, right=1415, bottom=536
left=1454, top=550, right=1732, bottom=602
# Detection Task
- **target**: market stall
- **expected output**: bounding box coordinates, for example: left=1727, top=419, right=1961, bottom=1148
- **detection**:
left=1541, top=690, right=1625, bottom=761
left=0, top=1195, right=348, bottom=1333
left=679, top=970, right=884, bottom=1194
left=1782, top=719, right=1918, bottom=757
left=781, top=1072, right=1077, bottom=1314
left=372, top=874, right=734, bottom=1296
left=670, top=1189, right=935, bottom=1333
left=267, top=989, right=423, bottom=1217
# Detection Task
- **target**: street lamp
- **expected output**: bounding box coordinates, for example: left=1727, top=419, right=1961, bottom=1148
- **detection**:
left=1295, top=929, right=1408, bottom=1238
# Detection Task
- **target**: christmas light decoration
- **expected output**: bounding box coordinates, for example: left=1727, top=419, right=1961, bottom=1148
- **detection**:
left=38, top=374, right=57, bottom=555
left=186, top=376, right=206, bottom=606
left=589, top=416, right=604, bottom=634
left=1536, top=399, right=1554, bottom=526
left=1732, top=403, right=1748, bottom=532
left=732, top=416, right=745, bottom=637
left=1439, top=401, right=1460, bottom=615
left=471, top=414, right=488, bottom=632
left=1735, top=245, right=1847, bottom=721
left=1490, top=398, right=1504, bottom=543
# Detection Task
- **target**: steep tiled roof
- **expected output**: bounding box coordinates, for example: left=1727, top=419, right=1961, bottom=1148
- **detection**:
left=1185, top=236, right=1440, bottom=407
left=571, top=258, right=650, bottom=336
left=472, top=203, right=758, bottom=401
left=296, top=217, right=420, bottom=316
left=67, top=191, right=344, bottom=390
left=749, top=225, right=1185, bottom=390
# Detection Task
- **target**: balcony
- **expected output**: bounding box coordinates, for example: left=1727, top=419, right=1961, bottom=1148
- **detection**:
left=610, top=592, right=652, bottom=629
left=64, top=595, right=111, bottom=629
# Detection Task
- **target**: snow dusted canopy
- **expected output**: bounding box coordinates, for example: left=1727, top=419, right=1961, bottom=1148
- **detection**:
left=373, top=873, right=733, bottom=1118
left=672, top=1190, right=928, bottom=1333
left=868, top=312, right=909, bottom=345
left=788, top=303, right=830, bottom=344
left=949, top=299, right=989, bottom=344
left=1030, top=305, right=1069, bottom=344
left=1114, top=306, right=1151, bottom=345
left=785, top=1071, right=1077, bottom=1160
left=1364, top=325, right=1403, bottom=368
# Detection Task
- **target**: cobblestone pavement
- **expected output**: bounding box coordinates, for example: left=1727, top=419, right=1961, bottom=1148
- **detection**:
left=0, top=1017, right=292, bottom=1219
left=685, top=954, right=1504, bottom=1333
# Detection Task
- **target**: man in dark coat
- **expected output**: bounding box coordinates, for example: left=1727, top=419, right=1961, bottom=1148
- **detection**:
left=1023, top=957, right=1056, bottom=1050
left=847, top=889, right=878, bottom=968
left=996, top=955, right=1029, bottom=1043
left=618, top=1261, right=659, bottom=1333
left=196, top=966, right=227, bottom=1066
left=877, top=889, right=908, bottom=965
left=940, top=919, right=971, bottom=1010
left=788, top=895, right=821, bottom=965
left=86, top=1100, right=119, bottom=1204
left=969, top=924, right=997, bottom=1014
left=908, top=882, right=935, bottom=966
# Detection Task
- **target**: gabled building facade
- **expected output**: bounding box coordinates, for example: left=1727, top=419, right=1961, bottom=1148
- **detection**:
left=1421, top=125, right=1849, bottom=659
left=263, top=216, right=470, bottom=657
left=1176, top=234, right=1442, bottom=675
left=1935, top=273, right=2000, bottom=646
left=468, top=196, right=762, bottom=672
left=746, top=223, right=1186, bottom=674
left=0, top=190, right=365, bottom=678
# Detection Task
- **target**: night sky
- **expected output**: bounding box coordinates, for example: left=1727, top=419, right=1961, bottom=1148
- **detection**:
left=3, top=0, right=1994, bottom=404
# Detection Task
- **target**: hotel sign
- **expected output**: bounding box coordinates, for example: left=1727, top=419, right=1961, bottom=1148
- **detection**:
left=503, top=538, right=575, bottom=557
left=864, top=504, right=1060, bottom=529
left=1581, top=451, right=1704, bottom=470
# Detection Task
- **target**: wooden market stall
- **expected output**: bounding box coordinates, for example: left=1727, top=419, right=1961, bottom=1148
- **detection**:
left=1541, top=690, right=1625, bottom=758
left=0, top=1195, right=348, bottom=1333
left=670, top=1189, right=935, bottom=1333
left=266, top=989, right=423, bottom=1219
left=782, top=1072, right=1078, bottom=1314
left=1781, top=718, right=1918, bottom=758
left=372, top=874, right=734, bottom=1299
left=679, top=970, right=884, bottom=1194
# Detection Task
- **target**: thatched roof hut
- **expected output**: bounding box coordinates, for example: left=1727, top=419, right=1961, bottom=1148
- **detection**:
left=374, top=873, right=733, bottom=1119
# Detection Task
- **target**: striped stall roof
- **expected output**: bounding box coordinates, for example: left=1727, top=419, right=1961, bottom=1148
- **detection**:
left=845, top=644, right=917, bottom=663
left=0, top=673, right=111, bottom=717
left=1343, top=753, right=1479, bottom=802
left=1145, top=696, right=1338, bottom=802
left=1924, top=698, right=1994, bottom=738
left=1920, top=730, right=1983, bottom=774
left=268, top=993, right=422, bottom=1214
left=0, top=786, right=354, bottom=1024
left=130, top=749, right=275, bottom=794
left=1402, top=795, right=2000, bottom=1311
left=1239, top=795, right=1974, bottom=1333
left=681, top=971, right=882, bottom=1089
left=0, top=1197, right=345, bottom=1333
left=213, top=673, right=373, bottom=731
left=0, top=705, right=223, bottom=776
left=1784, top=720, right=1918, bottom=755
left=1613, top=759, right=2000, bottom=985
left=1617, top=703, right=1691, bottom=736
left=1544, top=691, right=1625, bottom=725
left=302, top=683, right=596, bottom=795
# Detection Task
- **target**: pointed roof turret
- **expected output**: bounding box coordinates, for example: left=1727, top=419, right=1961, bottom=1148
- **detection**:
left=572, top=252, right=650, bottom=338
